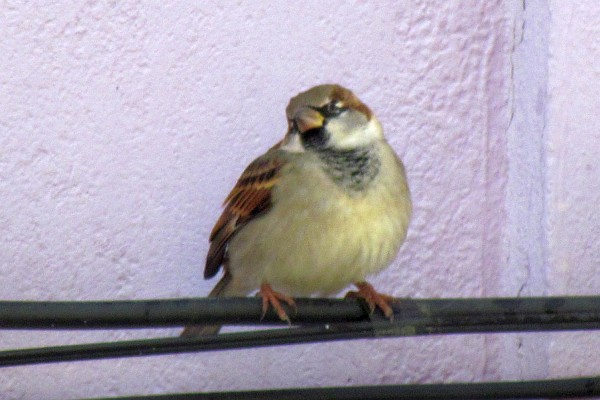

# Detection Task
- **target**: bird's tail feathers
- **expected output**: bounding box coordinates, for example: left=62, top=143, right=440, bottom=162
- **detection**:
left=180, top=272, right=242, bottom=337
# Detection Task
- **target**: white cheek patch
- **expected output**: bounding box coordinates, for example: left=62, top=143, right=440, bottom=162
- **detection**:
left=280, top=133, right=305, bottom=153
left=328, top=118, right=384, bottom=149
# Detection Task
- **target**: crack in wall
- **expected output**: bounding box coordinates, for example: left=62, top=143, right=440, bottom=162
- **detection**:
left=493, top=0, right=551, bottom=381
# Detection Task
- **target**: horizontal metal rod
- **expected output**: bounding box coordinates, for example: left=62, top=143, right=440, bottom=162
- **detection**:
left=92, top=376, right=600, bottom=400
left=1, top=296, right=600, bottom=329
left=1, top=296, right=600, bottom=367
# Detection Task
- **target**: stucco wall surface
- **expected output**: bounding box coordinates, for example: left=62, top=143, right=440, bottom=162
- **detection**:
left=546, top=0, right=600, bottom=377
left=1, top=1, right=580, bottom=398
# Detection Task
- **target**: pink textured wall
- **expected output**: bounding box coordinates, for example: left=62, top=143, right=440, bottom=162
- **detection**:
left=1, top=1, right=597, bottom=398
left=546, top=0, right=600, bottom=378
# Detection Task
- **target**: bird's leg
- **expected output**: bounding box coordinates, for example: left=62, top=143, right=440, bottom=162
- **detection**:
left=345, top=281, right=395, bottom=320
left=259, top=283, right=296, bottom=324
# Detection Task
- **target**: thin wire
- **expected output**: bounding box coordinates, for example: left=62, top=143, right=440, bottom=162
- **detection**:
left=90, top=376, right=600, bottom=399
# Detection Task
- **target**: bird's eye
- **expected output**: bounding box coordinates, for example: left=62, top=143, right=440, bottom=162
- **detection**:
left=324, top=101, right=344, bottom=116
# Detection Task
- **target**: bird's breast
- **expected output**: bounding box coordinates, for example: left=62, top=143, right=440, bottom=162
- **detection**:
left=227, top=145, right=411, bottom=296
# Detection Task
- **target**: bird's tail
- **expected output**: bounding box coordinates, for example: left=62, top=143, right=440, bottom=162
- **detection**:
left=180, top=272, right=239, bottom=337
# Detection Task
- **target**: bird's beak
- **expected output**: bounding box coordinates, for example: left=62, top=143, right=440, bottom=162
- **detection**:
left=294, top=107, right=324, bottom=133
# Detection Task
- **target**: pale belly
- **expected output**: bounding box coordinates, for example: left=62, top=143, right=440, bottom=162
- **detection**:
left=227, top=167, right=410, bottom=296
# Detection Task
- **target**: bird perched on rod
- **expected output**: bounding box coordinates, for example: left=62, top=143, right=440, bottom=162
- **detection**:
left=181, top=84, right=411, bottom=337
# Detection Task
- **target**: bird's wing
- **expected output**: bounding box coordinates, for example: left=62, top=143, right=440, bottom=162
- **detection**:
left=204, top=150, right=286, bottom=279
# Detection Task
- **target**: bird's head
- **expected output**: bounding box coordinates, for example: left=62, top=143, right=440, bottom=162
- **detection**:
left=282, top=84, right=383, bottom=153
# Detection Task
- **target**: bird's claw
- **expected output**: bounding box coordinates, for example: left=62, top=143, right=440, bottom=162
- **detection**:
left=345, top=281, right=395, bottom=320
left=259, top=283, right=296, bottom=324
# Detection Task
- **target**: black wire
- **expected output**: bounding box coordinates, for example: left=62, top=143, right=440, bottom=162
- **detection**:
left=1, top=296, right=600, bottom=329
left=1, top=296, right=600, bottom=367
left=0, top=324, right=366, bottom=367
left=0, top=297, right=367, bottom=328
left=89, top=376, right=600, bottom=399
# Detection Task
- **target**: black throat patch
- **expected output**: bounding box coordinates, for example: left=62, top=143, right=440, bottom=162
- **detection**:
left=315, top=145, right=380, bottom=191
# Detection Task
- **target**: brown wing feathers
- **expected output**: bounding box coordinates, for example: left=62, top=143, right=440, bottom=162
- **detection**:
left=204, top=156, right=284, bottom=279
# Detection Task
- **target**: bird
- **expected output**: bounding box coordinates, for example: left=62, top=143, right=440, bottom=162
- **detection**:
left=181, top=84, right=411, bottom=337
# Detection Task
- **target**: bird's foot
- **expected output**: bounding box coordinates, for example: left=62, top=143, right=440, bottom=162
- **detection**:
left=345, top=281, right=395, bottom=320
left=259, top=283, right=296, bottom=324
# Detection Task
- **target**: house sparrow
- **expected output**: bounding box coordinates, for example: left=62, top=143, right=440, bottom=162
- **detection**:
left=181, top=84, right=411, bottom=337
